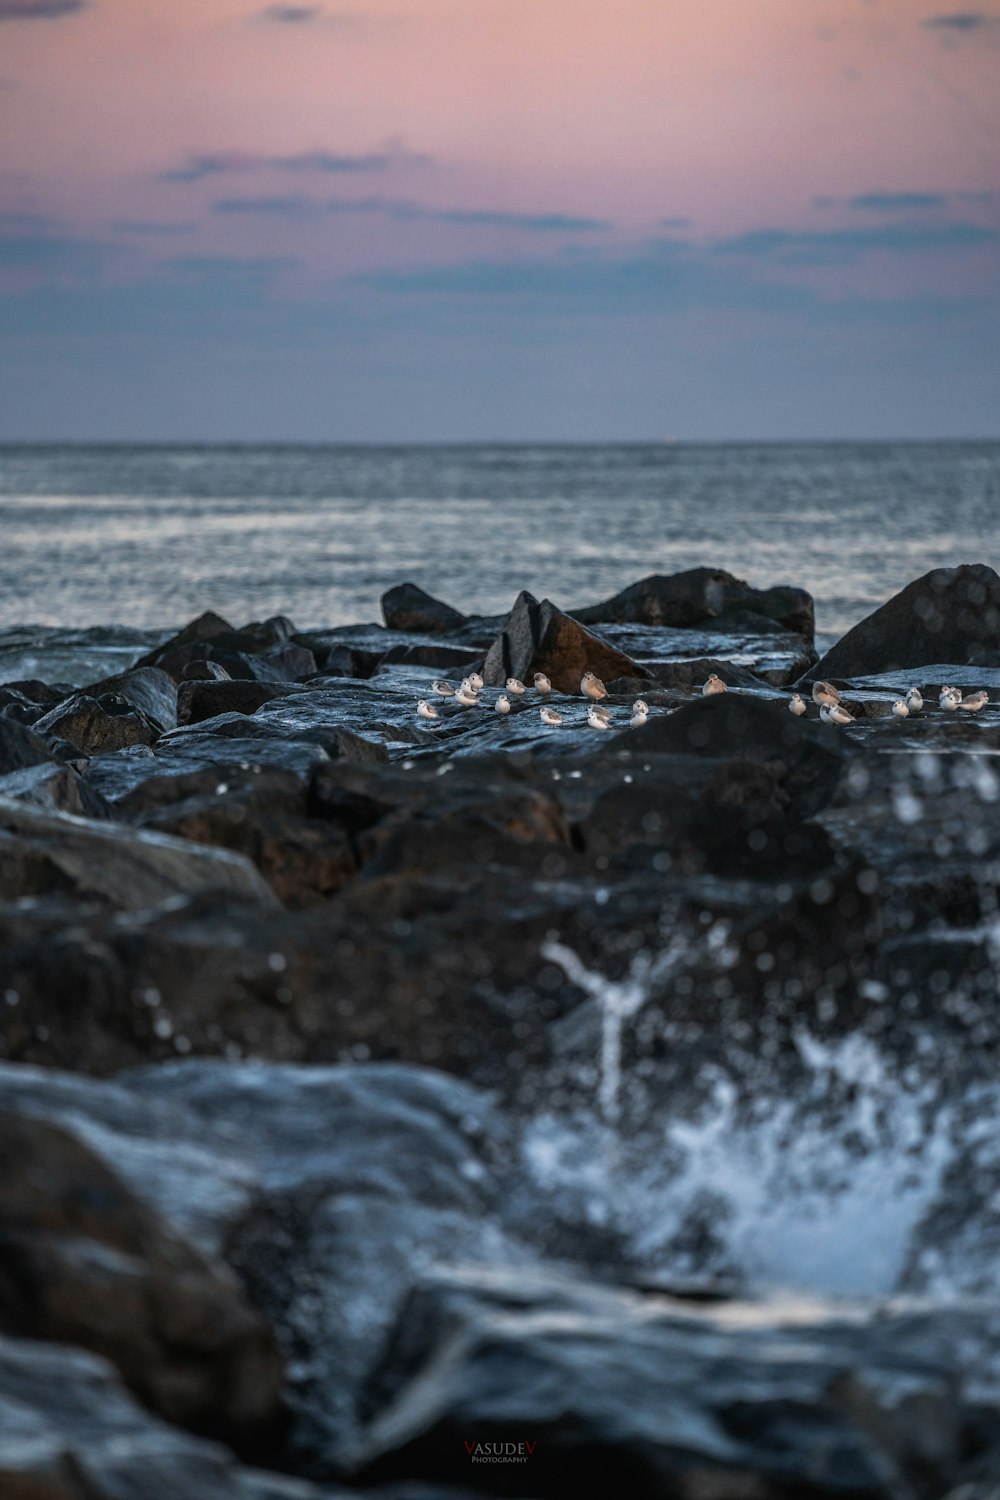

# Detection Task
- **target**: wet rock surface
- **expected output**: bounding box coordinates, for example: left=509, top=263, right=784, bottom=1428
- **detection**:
left=2, top=567, right=1000, bottom=1498
left=0, top=1110, right=284, bottom=1456
left=804, top=564, right=1000, bottom=680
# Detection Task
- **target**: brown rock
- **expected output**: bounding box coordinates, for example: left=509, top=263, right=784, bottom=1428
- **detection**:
left=0, top=1112, right=284, bottom=1457
left=482, top=591, right=651, bottom=694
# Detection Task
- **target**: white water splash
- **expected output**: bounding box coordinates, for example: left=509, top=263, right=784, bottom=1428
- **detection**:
left=526, top=944, right=1000, bottom=1299
left=541, top=935, right=689, bottom=1123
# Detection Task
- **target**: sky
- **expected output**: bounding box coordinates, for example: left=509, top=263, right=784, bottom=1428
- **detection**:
left=0, top=0, right=998, bottom=440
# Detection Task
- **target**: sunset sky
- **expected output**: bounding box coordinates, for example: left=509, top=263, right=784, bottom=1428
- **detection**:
left=1, top=0, right=998, bottom=439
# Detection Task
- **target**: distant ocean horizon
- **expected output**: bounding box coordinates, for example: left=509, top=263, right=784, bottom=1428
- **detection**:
left=1, top=440, right=997, bottom=674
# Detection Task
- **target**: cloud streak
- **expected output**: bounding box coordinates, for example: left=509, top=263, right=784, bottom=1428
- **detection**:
left=162, top=145, right=428, bottom=183
left=923, top=12, right=994, bottom=30
left=715, top=221, right=997, bottom=264
left=261, top=4, right=321, bottom=20
left=213, top=194, right=612, bottom=232
left=0, top=0, right=84, bottom=17
left=847, top=191, right=950, bottom=212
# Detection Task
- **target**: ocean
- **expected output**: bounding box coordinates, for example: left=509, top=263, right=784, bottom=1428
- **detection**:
left=0, top=441, right=998, bottom=676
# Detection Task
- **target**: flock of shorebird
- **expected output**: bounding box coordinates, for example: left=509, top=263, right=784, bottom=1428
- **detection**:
left=788, top=680, right=989, bottom=724
left=415, top=669, right=990, bottom=730
left=416, top=670, right=649, bottom=729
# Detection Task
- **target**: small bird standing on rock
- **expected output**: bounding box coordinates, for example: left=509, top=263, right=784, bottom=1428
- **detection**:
left=630, top=700, right=649, bottom=728
left=905, top=687, right=923, bottom=714
left=892, top=699, right=909, bottom=718
left=587, top=705, right=612, bottom=728
left=495, top=693, right=511, bottom=714
left=939, top=686, right=961, bottom=711
left=703, top=674, right=727, bottom=695
left=820, top=702, right=855, bottom=726
left=812, top=681, right=842, bottom=708
left=539, top=705, right=563, bottom=726
left=581, top=671, right=608, bottom=701
left=467, top=672, right=484, bottom=691
left=506, top=677, right=526, bottom=695
left=533, top=673, right=552, bottom=694
left=431, top=679, right=455, bottom=697
left=454, top=686, right=481, bottom=708
left=958, top=690, right=989, bottom=712
left=416, top=699, right=439, bottom=720
left=788, top=693, right=806, bottom=717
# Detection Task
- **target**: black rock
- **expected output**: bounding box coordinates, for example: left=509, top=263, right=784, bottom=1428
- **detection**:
left=0, top=1334, right=287, bottom=1500
left=615, top=691, right=853, bottom=816
left=381, top=583, right=467, bottom=635
left=0, top=716, right=56, bottom=775
left=803, top=564, right=1000, bottom=681
left=574, top=568, right=815, bottom=639
left=0, top=761, right=110, bottom=819
left=0, top=797, right=279, bottom=910
left=177, top=679, right=292, bottom=726
left=82, top=666, right=178, bottom=734
left=33, top=692, right=162, bottom=757
left=352, top=1264, right=993, bottom=1498
left=380, top=643, right=484, bottom=670
left=181, top=659, right=233, bottom=682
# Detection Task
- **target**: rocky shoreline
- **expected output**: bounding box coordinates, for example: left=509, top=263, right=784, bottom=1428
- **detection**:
left=3, top=562, right=1000, bottom=1499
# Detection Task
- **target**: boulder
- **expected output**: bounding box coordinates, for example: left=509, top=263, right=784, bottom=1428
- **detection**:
left=803, top=565, right=1000, bottom=681
left=0, top=1335, right=325, bottom=1500
left=126, top=767, right=356, bottom=907
left=134, top=613, right=316, bottom=685
left=482, top=592, right=652, bottom=694
left=181, top=659, right=233, bottom=682
left=381, top=583, right=467, bottom=635
left=82, top=666, right=178, bottom=734
left=379, top=644, right=484, bottom=671
left=0, top=717, right=56, bottom=776
left=177, top=680, right=291, bottom=727
left=0, top=762, right=109, bottom=819
left=304, top=642, right=382, bottom=680
left=574, top=568, right=815, bottom=639
left=0, top=797, right=279, bottom=910
left=133, top=611, right=236, bottom=670
left=352, top=1264, right=992, bottom=1497
left=0, top=1059, right=518, bottom=1474
left=0, top=1112, right=284, bottom=1454
left=33, top=693, right=162, bottom=757
left=615, top=692, right=853, bottom=818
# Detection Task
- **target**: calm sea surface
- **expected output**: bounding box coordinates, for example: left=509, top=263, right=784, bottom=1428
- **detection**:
left=1, top=443, right=997, bottom=649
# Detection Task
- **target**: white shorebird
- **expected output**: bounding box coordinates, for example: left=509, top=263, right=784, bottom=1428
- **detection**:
left=632, top=699, right=649, bottom=717
left=820, top=702, right=855, bottom=726
left=466, top=672, right=484, bottom=691
left=939, top=686, right=961, bottom=711
left=506, top=677, right=526, bottom=695
left=454, top=686, right=481, bottom=708
left=630, top=701, right=648, bottom=728
left=788, top=693, right=807, bottom=717
left=495, top=693, right=511, bottom=714
left=431, top=679, right=455, bottom=697
left=958, top=689, right=989, bottom=712
left=587, top=705, right=612, bottom=728
left=905, top=687, right=923, bottom=714
left=892, top=699, right=909, bottom=718
left=581, top=671, right=608, bottom=701
left=416, top=699, right=439, bottom=720
left=533, top=672, right=552, bottom=694
left=812, top=681, right=842, bottom=708
left=539, top=705, right=563, bottom=726
left=702, top=674, right=727, bottom=695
